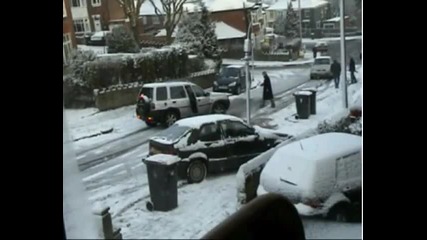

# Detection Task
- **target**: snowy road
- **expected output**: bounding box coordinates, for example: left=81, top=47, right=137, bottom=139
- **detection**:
left=73, top=67, right=314, bottom=171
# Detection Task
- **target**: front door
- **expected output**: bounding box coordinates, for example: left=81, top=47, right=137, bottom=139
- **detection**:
left=169, top=86, right=192, bottom=117
left=92, top=15, right=102, bottom=32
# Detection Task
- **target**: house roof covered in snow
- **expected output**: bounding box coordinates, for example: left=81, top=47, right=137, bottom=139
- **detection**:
left=155, top=21, right=246, bottom=40
left=140, top=0, right=256, bottom=15
left=268, top=0, right=328, bottom=11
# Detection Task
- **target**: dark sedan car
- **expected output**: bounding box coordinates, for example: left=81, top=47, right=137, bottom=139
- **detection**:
left=213, top=65, right=249, bottom=95
left=144, top=114, right=292, bottom=183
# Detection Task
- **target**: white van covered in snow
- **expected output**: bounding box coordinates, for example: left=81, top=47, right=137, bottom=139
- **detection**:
left=258, top=132, right=361, bottom=222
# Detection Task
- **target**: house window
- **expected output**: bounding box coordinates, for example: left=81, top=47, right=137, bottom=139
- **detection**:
left=72, top=0, right=85, bottom=7
left=304, top=10, right=310, bottom=19
left=152, top=16, right=160, bottom=25
left=63, top=0, right=67, bottom=18
left=92, top=0, right=101, bottom=7
left=63, top=33, right=73, bottom=65
left=323, top=23, right=335, bottom=29
left=73, top=18, right=90, bottom=33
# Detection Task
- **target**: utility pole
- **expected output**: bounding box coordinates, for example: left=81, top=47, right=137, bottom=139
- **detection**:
left=298, top=0, right=302, bottom=40
left=339, top=0, right=348, bottom=108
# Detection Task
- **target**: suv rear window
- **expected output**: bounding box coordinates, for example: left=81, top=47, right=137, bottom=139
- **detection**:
left=140, top=87, right=153, bottom=99
left=314, top=59, right=330, bottom=65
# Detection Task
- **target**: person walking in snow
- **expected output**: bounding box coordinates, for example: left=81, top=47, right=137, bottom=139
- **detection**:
left=349, top=57, right=357, bottom=84
left=312, top=47, right=317, bottom=58
left=330, top=60, right=341, bottom=89
left=261, top=71, right=275, bottom=108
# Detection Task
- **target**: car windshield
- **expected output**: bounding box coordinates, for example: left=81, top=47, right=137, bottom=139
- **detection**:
left=154, top=124, right=191, bottom=142
left=314, top=58, right=330, bottom=65
left=221, top=67, right=240, bottom=78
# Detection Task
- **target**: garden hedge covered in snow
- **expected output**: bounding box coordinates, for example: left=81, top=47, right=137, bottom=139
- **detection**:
left=80, top=46, right=206, bottom=89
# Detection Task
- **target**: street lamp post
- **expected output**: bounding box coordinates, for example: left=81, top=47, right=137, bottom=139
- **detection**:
left=339, top=0, right=348, bottom=108
left=298, top=0, right=302, bottom=40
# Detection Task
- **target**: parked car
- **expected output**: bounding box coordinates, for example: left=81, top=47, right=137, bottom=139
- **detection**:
left=136, top=81, right=231, bottom=127
left=144, top=114, right=292, bottom=183
left=213, top=65, right=249, bottom=95
left=258, top=132, right=361, bottom=222
left=314, top=41, right=328, bottom=52
left=88, top=31, right=111, bottom=46
left=310, top=56, right=333, bottom=79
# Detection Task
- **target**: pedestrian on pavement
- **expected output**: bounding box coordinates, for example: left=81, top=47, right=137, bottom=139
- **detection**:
left=313, top=47, right=317, bottom=58
left=261, top=71, right=275, bottom=108
left=330, top=60, right=341, bottom=89
left=349, top=57, right=357, bottom=84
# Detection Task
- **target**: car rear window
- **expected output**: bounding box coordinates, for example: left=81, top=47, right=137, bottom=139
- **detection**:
left=140, top=87, right=153, bottom=99
left=155, top=124, right=192, bottom=142
left=314, top=59, right=330, bottom=65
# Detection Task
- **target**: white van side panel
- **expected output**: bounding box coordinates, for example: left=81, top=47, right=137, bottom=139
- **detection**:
left=335, top=151, right=362, bottom=192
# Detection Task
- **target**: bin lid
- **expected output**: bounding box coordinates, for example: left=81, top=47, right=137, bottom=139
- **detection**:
left=295, top=91, right=312, bottom=96
left=145, top=154, right=181, bottom=165
left=302, top=88, right=317, bottom=92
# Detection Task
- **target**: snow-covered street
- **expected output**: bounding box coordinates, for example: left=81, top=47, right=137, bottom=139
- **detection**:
left=64, top=64, right=362, bottom=239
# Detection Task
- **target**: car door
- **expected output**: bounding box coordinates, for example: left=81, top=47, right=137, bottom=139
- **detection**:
left=219, top=120, right=261, bottom=170
left=191, top=84, right=211, bottom=114
left=169, top=85, right=192, bottom=118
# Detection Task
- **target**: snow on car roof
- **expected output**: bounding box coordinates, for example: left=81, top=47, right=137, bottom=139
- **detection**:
left=227, top=64, right=244, bottom=68
left=315, top=56, right=331, bottom=59
left=176, top=114, right=242, bottom=128
left=270, top=132, right=361, bottom=164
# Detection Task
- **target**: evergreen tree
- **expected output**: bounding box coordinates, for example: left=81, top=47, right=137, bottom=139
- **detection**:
left=174, top=9, right=204, bottom=55
left=199, top=1, right=220, bottom=61
left=284, top=1, right=299, bottom=39
left=273, top=11, right=286, bottom=35
left=106, top=26, right=139, bottom=53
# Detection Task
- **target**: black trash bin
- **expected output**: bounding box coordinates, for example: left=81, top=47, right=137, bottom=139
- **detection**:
left=302, top=88, right=317, bottom=115
left=293, top=91, right=312, bottom=119
left=144, top=154, right=180, bottom=212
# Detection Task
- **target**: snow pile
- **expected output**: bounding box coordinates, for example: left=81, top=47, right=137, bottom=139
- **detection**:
left=145, top=154, right=181, bottom=165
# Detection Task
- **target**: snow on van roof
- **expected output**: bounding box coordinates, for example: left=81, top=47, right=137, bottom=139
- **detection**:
left=270, top=132, right=361, bottom=164
left=176, top=114, right=242, bottom=128
left=295, top=91, right=312, bottom=96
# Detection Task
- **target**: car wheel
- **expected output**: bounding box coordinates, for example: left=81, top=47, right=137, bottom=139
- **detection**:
left=187, top=160, right=207, bottom=183
left=144, top=120, right=157, bottom=127
left=164, top=111, right=179, bottom=127
left=211, top=102, right=226, bottom=114
left=327, top=202, right=351, bottom=222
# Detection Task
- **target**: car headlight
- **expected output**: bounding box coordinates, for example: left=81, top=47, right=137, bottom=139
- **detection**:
left=213, top=81, right=218, bottom=86
left=228, top=82, right=236, bottom=87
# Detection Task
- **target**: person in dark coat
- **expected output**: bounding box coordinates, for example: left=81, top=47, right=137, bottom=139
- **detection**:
left=261, top=71, right=275, bottom=108
left=330, top=60, right=341, bottom=89
left=312, top=47, right=317, bottom=58
left=349, top=57, right=357, bottom=84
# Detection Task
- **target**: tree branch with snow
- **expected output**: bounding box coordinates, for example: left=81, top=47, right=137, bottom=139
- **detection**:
left=115, top=0, right=146, bottom=42
left=149, top=0, right=189, bottom=43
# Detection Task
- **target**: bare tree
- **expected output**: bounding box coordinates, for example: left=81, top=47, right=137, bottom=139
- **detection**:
left=115, top=0, right=146, bottom=42
left=149, top=0, right=189, bottom=43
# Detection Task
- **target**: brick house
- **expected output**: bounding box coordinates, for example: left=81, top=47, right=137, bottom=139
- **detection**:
left=64, top=0, right=77, bottom=65
left=70, top=0, right=144, bottom=42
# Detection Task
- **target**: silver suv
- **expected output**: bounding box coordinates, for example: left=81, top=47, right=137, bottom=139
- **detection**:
left=136, top=81, right=231, bottom=127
